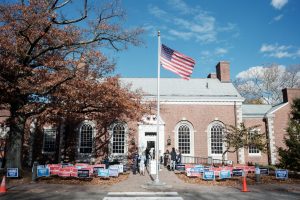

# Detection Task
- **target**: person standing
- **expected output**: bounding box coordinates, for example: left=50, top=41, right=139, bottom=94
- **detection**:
left=139, top=152, right=146, bottom=175
left=176, top=149, right=182, bottom=164
left=170, top=147, right=176, bottom=171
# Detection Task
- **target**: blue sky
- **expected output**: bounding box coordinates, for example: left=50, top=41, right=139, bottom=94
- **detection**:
left=107, top=0, right=300, bottom=79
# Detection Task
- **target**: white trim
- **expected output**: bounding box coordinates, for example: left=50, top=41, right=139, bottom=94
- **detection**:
left=77, top=120, right=96, bottom=156
left=109, top=122, right=129, bottom=157
left=248, top=129, right=261, bottom=156
left=207, top=121, right=226, bottom=160
left=174, top=120, right=194, bottom=157
left=266, top=102, right=289, bottom=116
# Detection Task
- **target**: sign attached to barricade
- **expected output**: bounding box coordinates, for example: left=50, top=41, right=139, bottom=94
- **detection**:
left=275, top=169, right=288, bottom=179
left=7, top=168, right=19, bottom=178
left=175, top=164, right=185, bottom=171
left=203, top=170, right=215, bottom=180
left=259, top=168, right=269, bottom=175
left=232, top=169, right=243, bottom=176
left=109, top=168, right=119, bottom=177
left=78, top=169, right=90, bottom=178
left=219, top=170, right=231, bottom=179
left=37, top=166, right=50, bottom=177
left=186, top=168, right=201, bottom=177
left=62, top=163, right=73, bottom=168
left=194, top=165, right=204, bottom=173
left=93, top=166, right=105, bottom=174
left=98, top=169, right=109, bottom=178
left=118, top=164, right=124, bottom=173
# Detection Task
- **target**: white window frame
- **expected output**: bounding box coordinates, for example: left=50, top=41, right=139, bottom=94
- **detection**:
left=42, top=127, right=57, bottom=154
left=78, top=121, right=95, bottom=155
left=207, top=121, right=225, bottom=159
left=174, top=121, right=194, bottom=157
left=109, top=122, right=128, bottom=156
left=248, top=129, right=261, bottom=156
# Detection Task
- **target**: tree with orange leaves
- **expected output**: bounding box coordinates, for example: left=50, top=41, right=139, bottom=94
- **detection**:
left=0, top=0, right=146, bottom=169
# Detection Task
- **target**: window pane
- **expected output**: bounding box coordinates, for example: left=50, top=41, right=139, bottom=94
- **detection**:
left=113, top=124, right=125, bottom=154
left=80, top=124, right=93, bottom=153
left=211, top=124, right=223, bottom=154
left=249, top=131, right=260, bottom=154
left=43, top=128, right=56, bottom=153
left=178, top=125, right=190, bottom=154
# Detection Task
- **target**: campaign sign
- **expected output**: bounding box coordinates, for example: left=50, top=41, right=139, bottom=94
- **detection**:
left=118, top=164, right=124, bottom=173
left=194, top=165, right=204, bottom=173
left=77, top=169, right=90, bottom=178
left=109, top=168, right=119, bottom=177
left=7, top=168, right=19, bottom=178
left=98, top=169, right=109, bottom=178
left=232, top=169, right=243, bottom=176
left=37, top=167, right=50, bottom=177
left=219, top=170, right=231, bottom=179
left=255, top=167, right=260, bottom=175
left=93, top=166, right=105, bottom=174
left=187, top=168, right=201, bottom=177
left=204, top=166, right=211, bottom=172
left=175, top=164, right=185, bottom=171
left=62, top=163, right=73, bottom=168
left=259, top=167, right=269, bottom=175
left=203, top=170, right=215, bottom=180
left=275, top=169, right=288, bottom=179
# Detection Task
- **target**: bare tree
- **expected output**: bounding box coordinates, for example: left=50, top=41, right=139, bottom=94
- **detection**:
left=234, top=64, right=300, bottom=104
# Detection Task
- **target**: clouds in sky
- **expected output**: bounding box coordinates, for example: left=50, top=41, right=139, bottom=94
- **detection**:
left=260, top=44, right=300, bottom=58
left=236, top=65, right=286, bottom=79
left=271, top=0, right=288, bottom=10
left=147, top=0, right=237, bottom=44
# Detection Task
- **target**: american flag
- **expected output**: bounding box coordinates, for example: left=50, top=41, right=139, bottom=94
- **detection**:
left=160, top=44, right=195, bottom=80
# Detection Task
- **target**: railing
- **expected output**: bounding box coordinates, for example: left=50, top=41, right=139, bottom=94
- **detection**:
left=182, top=156, right=232, bottom=166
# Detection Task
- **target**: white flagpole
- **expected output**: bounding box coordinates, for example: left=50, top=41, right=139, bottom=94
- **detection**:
left=155, top=31, right=161, bottom=184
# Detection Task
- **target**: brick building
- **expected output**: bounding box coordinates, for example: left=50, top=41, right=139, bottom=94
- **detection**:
left=0, top=61, right=299, bottom=166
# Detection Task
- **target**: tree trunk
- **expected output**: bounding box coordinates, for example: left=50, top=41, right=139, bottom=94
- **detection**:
left=236, top=150, right=240, bottom=164
left=5, top=106, right=26, bottom=169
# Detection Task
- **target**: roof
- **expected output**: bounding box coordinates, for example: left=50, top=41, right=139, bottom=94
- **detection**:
left=242, top=104, right=272, bottom=118
left=120, top=78, right=244, bottom=102
left=266, top=102, right=289, bottom=116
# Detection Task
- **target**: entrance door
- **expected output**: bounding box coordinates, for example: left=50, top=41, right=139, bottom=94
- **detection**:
left=147, top=141, right=155, bottom=159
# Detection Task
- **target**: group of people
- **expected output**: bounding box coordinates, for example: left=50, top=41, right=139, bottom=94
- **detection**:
left=132, top=147, right=182, bottom=175
left=164, top=147, right=182, bottom=171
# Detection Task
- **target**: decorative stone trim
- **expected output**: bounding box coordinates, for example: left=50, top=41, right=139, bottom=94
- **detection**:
left=266, top=116, right=276, bottom=165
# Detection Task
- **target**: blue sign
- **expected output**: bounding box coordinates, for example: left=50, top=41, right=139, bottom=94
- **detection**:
left=37, top=167, right=50, bottom=177
left=61, top=163, right=73, bottom=168
left=203, top=170, right=215, bottom=180
left=175, top=164, right=185, bottom=171
left=98, top=169, right=109, bottom=177
left=7, top=168, right=19, bottom=177
left=78, top=169, right=90, bottom=178
left=194, top=165, right=204, bottom=173
left=232, top=169, right=243, bottom=176
left=219, top=170, right=231, bottom=179
left=275, top=169, right=288, bottom=179
left=259, top=168, right=269, bottom=175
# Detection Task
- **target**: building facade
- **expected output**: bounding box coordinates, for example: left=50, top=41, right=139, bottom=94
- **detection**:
left=0, top=61, right=299, bottom=166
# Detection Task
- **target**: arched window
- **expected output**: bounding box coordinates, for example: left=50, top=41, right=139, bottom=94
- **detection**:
left=79, top=123, right=93, bottom=153
left=112, top=123, right=125, bottom=154
left=178, top=124, right=190, bottom=154
left=211, top=124, right=223, bottom=154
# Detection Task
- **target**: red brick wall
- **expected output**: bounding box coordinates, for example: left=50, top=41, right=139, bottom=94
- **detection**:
left=273, top=104, right=290, bottom=152
left=158, top=104, right=237, bottom=163
left=243, top=118, right=268, bottom=165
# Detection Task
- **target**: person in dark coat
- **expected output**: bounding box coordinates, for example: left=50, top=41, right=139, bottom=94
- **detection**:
left=170, top=147, right=176, bottom=171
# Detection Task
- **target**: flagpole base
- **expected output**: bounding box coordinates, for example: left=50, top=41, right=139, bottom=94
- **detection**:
left=141, top=181, right=172, bottom=190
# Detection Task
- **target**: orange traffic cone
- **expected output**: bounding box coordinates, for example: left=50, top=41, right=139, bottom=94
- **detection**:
left=241, top=175, right=249, bottom=192
left=0, top=176, right=7, bottom=193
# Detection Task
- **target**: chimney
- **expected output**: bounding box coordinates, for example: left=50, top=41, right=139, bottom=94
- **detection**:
left=207, top=73, right=217, bottom=79
left=216, top=61, right=230, bottom=82
left=282, top=88, right=300, bottom=103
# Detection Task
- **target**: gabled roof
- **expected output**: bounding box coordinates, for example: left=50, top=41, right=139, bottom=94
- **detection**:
left=266, top=102, right=289, bottom=116
left=242, top=104, right=272, bottom=118
left=120, top=78, right=244, bottom=102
